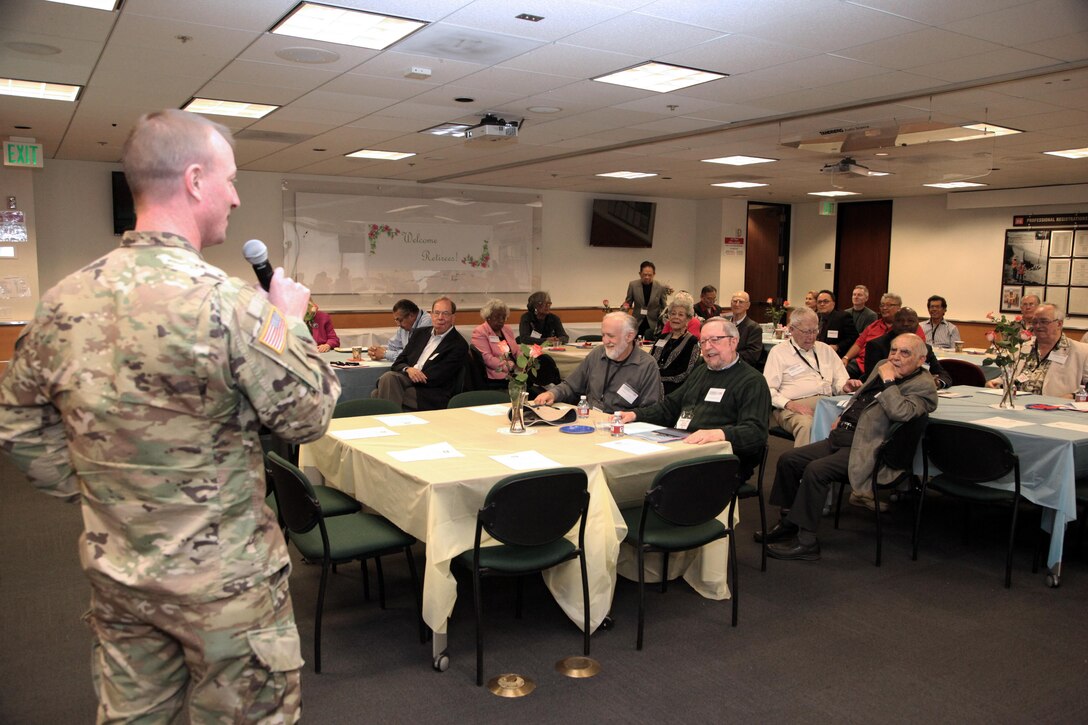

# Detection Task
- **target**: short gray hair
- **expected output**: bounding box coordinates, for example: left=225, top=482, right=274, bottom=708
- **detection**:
left=702, top=316, right=738, bottom=338
left=604, top=311, right=638, bottom=336
left=479, top=298, right=509, bottom=320
left=789, top=307, right=818, bottom=326
left=667, top=292, right=695, bottom=318
left=122, top=109, right=233, bottom=201
left=881, top=293, right=902, bottom=306
left=891, top=333, right=926, bottom=358
left=1036, top=302, right=1063, bottom=320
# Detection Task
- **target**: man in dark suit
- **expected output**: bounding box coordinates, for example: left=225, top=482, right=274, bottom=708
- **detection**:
left=865, top=308, right=952, bottom=390
left=757, top=333, right=937, bottom=561
left=815, top=289, right=858, bottom=356
left=624, top=260, right=669, bottom=338
left=373, top=296, right=468, bottom=411
left=729, top=290, right=764, bottom=367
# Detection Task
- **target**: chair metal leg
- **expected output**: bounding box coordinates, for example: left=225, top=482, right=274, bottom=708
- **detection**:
left=834, top=482, right=846, bottom=529
left=315, top=558, right=330, bottom=674
left=636, top=546, right=646, bottom=651
left=375, top=556, right=386, bottom=609
left=473, top=565, right=484, bottom=686
left=403, top=546, right=426, bottom=644
left=873, top=490, right=883, bottom=567
left=361, top=559, right=370, bottom=601
left=1005, top=500, right=1020, bottom=589
left=728, top=532, right=738, bottom=627
left=660, top=552, right=669, bottom=593
left=912, top=485, right=927, bottom=561
left=755, top=489, right=767, bottom=572
left=579, top=551, right=591, bottom=656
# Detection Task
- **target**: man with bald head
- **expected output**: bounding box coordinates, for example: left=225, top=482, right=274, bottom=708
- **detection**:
left=729, top=290, right=764, bottom=366
left=760, top=334, right=937, bottom=561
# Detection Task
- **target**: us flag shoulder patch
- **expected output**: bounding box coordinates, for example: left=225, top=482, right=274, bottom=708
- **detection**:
left=258, top=309, right=287, bottom=354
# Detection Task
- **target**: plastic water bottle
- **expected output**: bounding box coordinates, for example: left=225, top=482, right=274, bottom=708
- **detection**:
left=577, top=395, right=590, bottom=421
left=610, top=411, right=625, bottom=437
left=1076, top=384, right=1088, bottom=403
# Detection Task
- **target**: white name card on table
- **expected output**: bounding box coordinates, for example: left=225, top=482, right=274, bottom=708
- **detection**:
left=970, top=416, right=1034, bottom=430
left=330, top=427, right=398, bottom=441
left=374, top=414, right=428, bottom=426
left=600, top=438, right=670, bottom=456
left=468, top=404, right=510, bottom=417
left=623, top=422, right=664, bottom=434
left=491, top=450, right=563, bottom=471
left=388, top=442, right=464, bottom=462
left=1045, top=421, right=1088, bottom=434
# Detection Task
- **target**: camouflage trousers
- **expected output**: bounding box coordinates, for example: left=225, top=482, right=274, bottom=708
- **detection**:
left=83, top=567, right=302, bottom=724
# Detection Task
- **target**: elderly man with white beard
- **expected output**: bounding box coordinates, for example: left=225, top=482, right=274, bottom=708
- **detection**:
left=534, top=311, right=663, bottom=412
left=620, top=317, right=770, bottom=479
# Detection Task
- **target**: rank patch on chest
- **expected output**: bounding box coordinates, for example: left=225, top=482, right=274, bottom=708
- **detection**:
left=258, top=309, right=287, bottom=354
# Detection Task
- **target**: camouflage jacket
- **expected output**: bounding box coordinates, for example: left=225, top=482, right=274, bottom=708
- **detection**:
left=0, top=231, right=340, bottom=602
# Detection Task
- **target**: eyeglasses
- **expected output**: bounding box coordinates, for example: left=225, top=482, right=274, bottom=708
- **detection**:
left=698, top=335, right=734, bottom=346
left=879, top=303, right=900, bottom=309
left=1031, top=318, right=1059, bottom=327
left=431, top=310, right=454, bottom=318
left=790, top=327, right=819, bottom=335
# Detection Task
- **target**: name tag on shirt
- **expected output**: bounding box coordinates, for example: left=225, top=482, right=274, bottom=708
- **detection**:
left=786, top=363, right=805, bottom=377
left=1051, top=352, right=1068, bottom=365
left=704, top=387, right=725, bottom=403
left=529, top=330, right=541, bottom=340
left=654, top=338, right=666, bottom=348
left=489, top=335, right=500, bottom=343
left=827, top=330, right=838, bottom=339
left=676, top=414, right=692, bottom=430
left=640, top=308, right=648, bottom=316
left=617, top=383, right=639, bottom=404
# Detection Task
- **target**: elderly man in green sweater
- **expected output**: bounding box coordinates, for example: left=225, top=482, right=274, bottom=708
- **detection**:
left=620, top=316, right=770, bottom=478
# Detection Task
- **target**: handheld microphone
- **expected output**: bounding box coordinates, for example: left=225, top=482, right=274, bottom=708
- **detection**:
left=242, top=239, right=274, bottom=291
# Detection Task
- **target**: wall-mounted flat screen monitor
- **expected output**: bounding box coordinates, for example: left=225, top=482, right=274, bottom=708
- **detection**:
left=588, top=198, right=656, bottom=248
left=112, top=171, right=136, bottom=235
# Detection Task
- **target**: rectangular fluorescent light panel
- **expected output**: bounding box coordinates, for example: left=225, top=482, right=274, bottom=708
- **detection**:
left=1044, top=147, right=1088, bottom=159
left=183, top=98, right=278, bottom=119
left=436, top=197, right=475, bottom=206
left=702, top=155, right=776, bottom=166
left=948, top=123, right=1021, bottom=142
left=808, top=190, right=859, bottom=197
left=345, top=149, right=415, bottom=160
left=924, top=181, right=988, bottom=189
left=272, top=2, right=426, bottom=50
left=596, top=171, right=657, bottom=179
left=420, top=123, right=471, bottom=137
left=593, top=62, right=725, bottom=93
left=45, top=0, right=119, bottom=9
left=0, top=77, right=81, bottom=102
left=712, top=181, right=768, bottom=188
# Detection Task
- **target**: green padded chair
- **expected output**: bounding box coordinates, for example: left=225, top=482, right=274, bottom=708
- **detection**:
left=266, top=452, right=424, bottom=673
left=260, top=433, right=360, bottom=518
left=333, top=398, right=401, bottom=418
left=456, top=467, right=590, bottom=686
left=621, top=454, right=743, bottom=650
left=575, top=334, right=602, bottom=342
left=447, top=390, right=509, bottom=408
left=736, top=444, right=769, bottom=572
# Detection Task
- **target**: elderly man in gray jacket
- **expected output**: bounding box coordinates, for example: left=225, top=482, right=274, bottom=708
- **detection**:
left=758, top=333, right=938, bottom=561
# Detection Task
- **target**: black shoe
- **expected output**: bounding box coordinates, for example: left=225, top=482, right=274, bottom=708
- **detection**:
left=753, top=520, right=799, bottom=544
left=767, top=539, right=821, bottom=561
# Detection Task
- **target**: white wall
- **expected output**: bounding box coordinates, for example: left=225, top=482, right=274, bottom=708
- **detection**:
left=31, top=159, right=717, bottom=311
left=789, top=195, right=1088, bottom=322
left=0, top=164, right=40, bottom=322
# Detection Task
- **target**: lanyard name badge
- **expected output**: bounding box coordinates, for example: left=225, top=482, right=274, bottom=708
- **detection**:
left=676, top=408, right=694, bottom=430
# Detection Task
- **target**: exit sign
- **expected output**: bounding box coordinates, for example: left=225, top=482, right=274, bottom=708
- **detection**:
left=818, top=201, right=836, bottom=216
left=3, top=141, right=44, bottom=168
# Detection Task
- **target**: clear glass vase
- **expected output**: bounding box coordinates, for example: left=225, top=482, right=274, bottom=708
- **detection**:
left=508, top=380, right=528, bottom=433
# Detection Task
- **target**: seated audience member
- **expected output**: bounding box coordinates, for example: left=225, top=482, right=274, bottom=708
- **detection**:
left=620, top=317, right=770, bottom=478
left=651, top=295, right=702, bottom=394
left=305, top=300, right=339, bottom=352
left=658, top=291, right=702, bottom=338
left=728, top=290, right=764, bottom=366
left=624, top=261, right=669, bottom=338
left=760, top=334, right=938, bottom=561
left=804, top=290, right=818, bottom=311
left=534, top=312, right=662, bottom=412
left=1020, top=294, right=1040, bottom=329
left=518, top=290, right=568, bottom=345
left=841, top=293, right=923, bottom=376
left=369, top=299, right=431, bottom=361
left=815, top=289, right=857, bottom=357
left=372, top=297, right=468, bottom=411
left=988, top=302, right=1088, bottom=398
left=472, top=298, right=520, bottom=390
left=866, top=308, right=953, bottom=390
left=764, top=308, right=858, bottom=446
left=922, top=295, right=961, bottom=349
left=848, top=284, right=879, bottom=334
left=693, top=284, right=723, bottom=320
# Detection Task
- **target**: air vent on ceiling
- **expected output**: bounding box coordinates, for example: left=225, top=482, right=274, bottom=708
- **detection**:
left=234, top=130, right=312, bottom=144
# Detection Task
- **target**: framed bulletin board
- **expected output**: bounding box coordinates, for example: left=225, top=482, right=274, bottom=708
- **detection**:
left=1001, top=228, right=1087, bottom=315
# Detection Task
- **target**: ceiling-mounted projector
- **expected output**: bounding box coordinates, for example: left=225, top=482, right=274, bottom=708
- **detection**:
left=465, top=113, right=520, bottom=143
left=820, top=157, right=891, bottom=177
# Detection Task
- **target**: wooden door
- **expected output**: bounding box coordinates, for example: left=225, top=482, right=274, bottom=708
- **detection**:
left=746, top=203, right=791, bottom=323
left=834, top=200, right=892, bottom=308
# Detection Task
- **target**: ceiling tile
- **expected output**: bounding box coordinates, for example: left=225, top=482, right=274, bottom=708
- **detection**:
left=559, top=13, right=724, bottom=57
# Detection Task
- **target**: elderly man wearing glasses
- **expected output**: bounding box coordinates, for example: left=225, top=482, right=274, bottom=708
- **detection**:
left=620, top=317, right=770, bottom=479
left=764, top=308, right=860, bottom=446
left=991, top=302, right=1088, bottom=398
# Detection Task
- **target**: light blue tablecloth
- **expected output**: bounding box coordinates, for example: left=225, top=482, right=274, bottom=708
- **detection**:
left=812, top=387, right=1083, bottom=570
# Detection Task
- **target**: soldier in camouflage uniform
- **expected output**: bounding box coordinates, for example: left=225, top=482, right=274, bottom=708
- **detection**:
left=0, top=109, right=339, bottom=723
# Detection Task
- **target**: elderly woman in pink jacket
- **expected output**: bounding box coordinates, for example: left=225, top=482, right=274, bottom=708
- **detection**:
left=471, top=299, right=520, bottom=390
